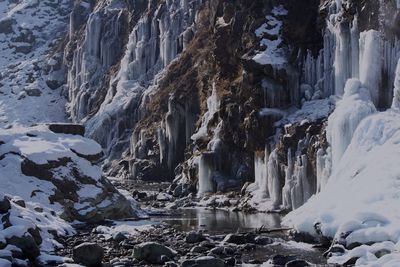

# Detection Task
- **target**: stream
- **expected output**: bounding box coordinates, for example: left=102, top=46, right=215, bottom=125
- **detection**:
left=53, top=180, right=332, bottom=267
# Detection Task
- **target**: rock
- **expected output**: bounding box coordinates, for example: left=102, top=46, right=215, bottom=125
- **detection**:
left=24, top=88, right=42, bottom=97
left=48, top=123, right=85, bottom=136
left=209, top=246, right=236, bottom=256
left=269, top=255, right=297, bottom=266
left=0, top=197, right=11, bottom=214
left=0, top=18, right=15, bottom=34
left=46, top=80, right=62, bottom=90
left=172, top=184, right=183, bottom=197
left=7, top=234, right=40, bottom=260
left=285, top=260, right=310, bottom=266
left=28, top=227, right=42, bottom=245
left=254, top=236, right=273, bottom=245
left=186, top=231, right=204, bottom=243
left=181, top=259, right=196, bottom=267
left=156, top=193, right=172, bottom=201
left=194, top=256, right=226, bottom=267
left=164, top=261, right=178, bottom=267
left=223, top=233, right=254, bottom=244
left=73, top=242, right=104, bottom=267
left=12, top=198, right=25, bottom=208
left=289, top=231, right=317, bottom=244
left=190, top=246, right=209, bottom=253
left=113, top=232, right=127, bottom=243
left=132, top=242, right=177, bottom=264
left=136, top=192, right=147, bottom=200
left=374, top=249, right=391, bottom=258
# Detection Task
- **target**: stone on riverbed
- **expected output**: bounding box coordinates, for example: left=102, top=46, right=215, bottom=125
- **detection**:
left=182, top=256, right=226, bottom=267
left=186, top=231, right=205, bottom=243
left=223, top=233, right=255, bottom=244
left=73, top=242, right=104, bottom=267
left=132, top=242, right=177, bottom=264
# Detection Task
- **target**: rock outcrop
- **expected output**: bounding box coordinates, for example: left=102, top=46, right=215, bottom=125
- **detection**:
left=0, top=125, right=134, bottom=223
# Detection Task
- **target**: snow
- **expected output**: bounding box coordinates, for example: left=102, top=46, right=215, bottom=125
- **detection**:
left=284, top=109, right=400, bottom=266
left=0, top=259, right=11, bottom=267
left=253, top=5, right=287, bottom=65
left=276, top=98, right=335, bottom=127
left=94, top=220, right=154, bottom=240
left=0, top=0, right=71, bottom=128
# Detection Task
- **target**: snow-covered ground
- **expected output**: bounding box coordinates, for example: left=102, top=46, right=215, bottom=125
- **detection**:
left=0, top=0, right=71, bottom=128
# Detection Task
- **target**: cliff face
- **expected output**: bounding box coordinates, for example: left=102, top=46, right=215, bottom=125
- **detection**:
left=65, top=0, right=202, bottom=163
left=64, top=0, right=400, bottom=211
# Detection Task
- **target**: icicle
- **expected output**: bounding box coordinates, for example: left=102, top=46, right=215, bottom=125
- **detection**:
left=282, top=149, right=294, bottom=210
left=254, top=151, right=268, bottom=198
left=392, top=58, right=400, bottom=110
left=359, top=30, right=383, bottom=106
left=316, top=147, right=331, bottom=192
left=267, top=149, right=282, bottom=209
left=197, top=153, right=215, bottom=197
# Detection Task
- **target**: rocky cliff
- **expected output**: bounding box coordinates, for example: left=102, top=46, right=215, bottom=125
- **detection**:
left=64, top=0, right=400, bottom=210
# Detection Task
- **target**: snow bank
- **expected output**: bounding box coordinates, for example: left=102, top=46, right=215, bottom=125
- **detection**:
left=284, top=110, right=400, bottom=265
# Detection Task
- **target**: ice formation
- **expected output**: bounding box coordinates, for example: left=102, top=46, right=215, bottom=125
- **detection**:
left=67, top=0, right=202, bottom=158
left=392, top=58, right=400, bottom=110
left=284, top=110, right=400, bottom=265
left=326, top=79, right=376, bottom=169
left=197, top=153, right=216, bottom=197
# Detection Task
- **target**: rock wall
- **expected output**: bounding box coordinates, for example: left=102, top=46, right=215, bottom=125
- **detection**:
left=65, top=0, right=203, bottom=163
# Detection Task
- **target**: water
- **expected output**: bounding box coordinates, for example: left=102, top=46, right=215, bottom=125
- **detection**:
left=150, top=208, right=330, bottom=265
left=151, top=208, right=282, bottom=234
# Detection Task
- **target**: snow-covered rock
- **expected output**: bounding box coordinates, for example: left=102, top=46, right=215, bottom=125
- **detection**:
left=0, top=125, right=134, bottom=223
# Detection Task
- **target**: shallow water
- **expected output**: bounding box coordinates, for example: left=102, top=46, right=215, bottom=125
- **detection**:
left=151, top=208, right=282, bottom=234
left=150, top=208, right=331, bottom=265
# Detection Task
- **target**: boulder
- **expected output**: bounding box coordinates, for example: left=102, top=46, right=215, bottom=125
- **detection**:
left=269, top=255, right=297, bottom=266
left=0, top=197, right=11, bottom=214
left=254, top=236, right=273, bottom=245
left=7, top=234, right=40, bottom=260
left=47, top=123, right=85, bottom=136
left=223, top=233, right=255, bottom=244
left=73, top=242, right=104, bottom=267
left=286, top=260, right=310, bottom=266
left=0, top=18, right=15, bottom=34
left=186, top=231, right=204, bottom=243
left=132, top=242, right=177, bottom=264
left=24, top=89, right=42, bottom=97
left=182, top=256, right=226, bottom=267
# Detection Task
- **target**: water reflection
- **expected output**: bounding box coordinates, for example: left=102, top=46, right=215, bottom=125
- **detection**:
left=152, top=208, right=282, bottom=234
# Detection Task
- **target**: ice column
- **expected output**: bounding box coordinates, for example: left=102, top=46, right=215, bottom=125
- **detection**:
left=267, top=149, right=282, bottom=209
left=197, top=153, right=216, bottom=197
left=392, top=58, right=400, bottom=110
left=359, top=30, right=383, bottom=106
left=326, top=79, right=376, bottom=169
